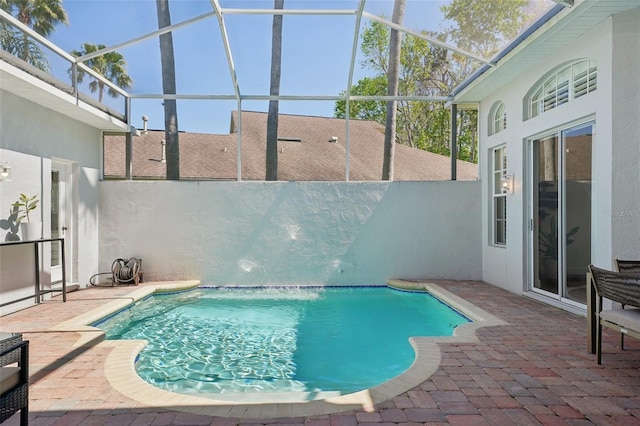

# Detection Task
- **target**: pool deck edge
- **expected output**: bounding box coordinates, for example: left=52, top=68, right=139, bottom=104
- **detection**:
left=58, top=280, right=510, bottom=419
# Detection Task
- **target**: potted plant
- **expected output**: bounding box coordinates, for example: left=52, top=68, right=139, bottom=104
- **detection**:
left=13, top=193, right=41, bottom=241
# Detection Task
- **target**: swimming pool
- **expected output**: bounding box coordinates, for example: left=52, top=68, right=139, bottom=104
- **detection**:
left=96, top=286, right=470, bottom=398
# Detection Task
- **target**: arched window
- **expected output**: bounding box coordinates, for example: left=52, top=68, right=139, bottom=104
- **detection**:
left=489, top=101, right=506, bottom=135
left=526, top=59, right=597, bottom=120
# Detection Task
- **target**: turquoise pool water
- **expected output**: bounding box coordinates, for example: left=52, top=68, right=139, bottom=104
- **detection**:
left=97, top=287, right=469, bottom=397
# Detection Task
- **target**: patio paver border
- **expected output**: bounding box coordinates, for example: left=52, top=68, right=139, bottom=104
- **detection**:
left=53, top=280, right=508, bottom=419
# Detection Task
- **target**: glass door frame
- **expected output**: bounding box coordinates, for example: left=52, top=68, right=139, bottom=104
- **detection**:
left=51, top=160, right=73, bottom=283
left=528, top=132, right=561, bottom=301
left=526, top=118, right=594, bottom=308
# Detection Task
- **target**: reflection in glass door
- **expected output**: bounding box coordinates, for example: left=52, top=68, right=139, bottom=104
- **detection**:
left=533, top=135, right=559, bottom=296
left=531, top=123, right=592, bottom=305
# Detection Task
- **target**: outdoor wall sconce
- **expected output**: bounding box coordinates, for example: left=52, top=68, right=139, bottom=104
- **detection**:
left=501, top=173, right=514, bottom=194
left=0, top=162, right=11, bottom=182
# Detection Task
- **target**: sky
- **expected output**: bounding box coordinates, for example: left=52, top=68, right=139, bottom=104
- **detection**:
left=37, top=0, right=553, bottom=134
left=44, top=0, right=450, bottom=134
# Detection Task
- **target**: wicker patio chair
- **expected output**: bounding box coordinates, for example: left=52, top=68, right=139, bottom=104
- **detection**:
left=0, top=340, right=29, bottom=425
left=616, top=259, right=640, bottom=274
left=614, top=260, right=640, bottom=349
left=588, top=265, right=640, bottom=364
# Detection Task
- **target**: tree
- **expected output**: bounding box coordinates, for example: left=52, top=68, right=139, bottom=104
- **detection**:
left=455, top=109, right=477, bottom=163
left=265, top=0, right=284, bottom=181
left=0, top=0, right=68, bottom=70
left=382, top=0, right=406, bottom=181
left=336, top=0, right=543, bottom=164
left=440, top=0, right=540, bottom=163
left=156, top=0, right=180, bottom=180
left=339, top=20, right=456, bottom=154
left=0, top=22, right=48, bottom=70
left=334, top=75, right=387, bottom=122
left=69, top=43, right=132, bottom=103
left=441, top=0, right=530, bottom=58
left=0, top=0, right=67, bottom=36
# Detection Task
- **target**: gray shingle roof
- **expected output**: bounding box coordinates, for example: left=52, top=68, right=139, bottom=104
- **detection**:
left=104, top=111, right=477, bottom=181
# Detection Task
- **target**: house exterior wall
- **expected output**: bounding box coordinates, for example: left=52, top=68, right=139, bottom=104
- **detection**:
left=478, top=10, right=640, bottom=297
left=0, top=89, right=102, bottom=315
left=611, top=7, right=640, bottom=260
left=98, top=180, right=482, bottom=285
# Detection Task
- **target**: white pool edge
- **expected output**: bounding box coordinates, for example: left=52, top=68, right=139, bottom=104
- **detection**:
left=54, top=280, right=508, bottom=419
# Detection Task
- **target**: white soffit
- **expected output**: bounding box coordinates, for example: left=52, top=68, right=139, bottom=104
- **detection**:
left=453, top=0, right=640, bottom=103
left=0, top=60, right=130, bottom=132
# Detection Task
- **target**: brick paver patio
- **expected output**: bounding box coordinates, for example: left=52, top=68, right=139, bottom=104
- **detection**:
left=1, top=280, right=639, bottom=425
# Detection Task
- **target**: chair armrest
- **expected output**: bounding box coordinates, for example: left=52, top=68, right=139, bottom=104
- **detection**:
left=0, top=341, right=29, bottom=384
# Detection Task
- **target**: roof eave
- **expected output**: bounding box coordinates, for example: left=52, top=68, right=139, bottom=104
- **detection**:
left=0, top=58, right=132, bottom=132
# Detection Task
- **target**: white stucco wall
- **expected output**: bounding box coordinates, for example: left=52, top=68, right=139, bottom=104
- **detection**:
left=0, top=89, right=102, bottom=315
left=98, top=180, right=482, bottom=286
left=611, top=7, right=640, bottom=260
left=478, top=16, right=617, bottom=295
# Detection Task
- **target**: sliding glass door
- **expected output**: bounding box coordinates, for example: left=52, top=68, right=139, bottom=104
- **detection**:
left=530, top=122, right=592, bottom=305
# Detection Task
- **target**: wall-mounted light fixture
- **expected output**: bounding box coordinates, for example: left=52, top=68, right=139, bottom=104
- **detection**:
left=501, top=173, right=514, bottom=194
left=0, top=162, right=12, bottom=182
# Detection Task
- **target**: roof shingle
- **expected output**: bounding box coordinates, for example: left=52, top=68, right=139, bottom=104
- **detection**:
left=104, top=111, right=477, bottom=181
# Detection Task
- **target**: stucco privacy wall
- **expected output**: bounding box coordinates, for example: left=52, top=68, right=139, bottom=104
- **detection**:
left=99, top=180, right=481, bottom=285
left=478, top=16, right=614, bottom=295
left=0, top=89, right=101, bottom=314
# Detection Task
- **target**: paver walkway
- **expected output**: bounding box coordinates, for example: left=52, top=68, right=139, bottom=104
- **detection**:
left=1, top=280, right=639, bottom=426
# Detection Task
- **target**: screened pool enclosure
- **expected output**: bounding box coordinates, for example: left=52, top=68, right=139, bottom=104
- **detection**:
left=0, top=0, right=562, bottom=181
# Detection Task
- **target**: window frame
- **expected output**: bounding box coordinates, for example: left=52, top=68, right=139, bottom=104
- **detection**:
left=488, top=101, right=506, bottom=136
left=491, top=145, right=507, bottom=246
left=526, top=59, right=597, bottom=120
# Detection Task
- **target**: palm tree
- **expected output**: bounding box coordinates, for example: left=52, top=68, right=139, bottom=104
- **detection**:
left=1, top=0, right=67, bottom=36
left=156, top=0, right=179, bottom=180
left=69, top=43, right=132, bottom=103
left=0, top=22, right=48, bottom=70
left=382, top=0, right=406, bottom=181
left=0, top=0, right=68, bottom=69
left=265, top=0, right=284, bottom=181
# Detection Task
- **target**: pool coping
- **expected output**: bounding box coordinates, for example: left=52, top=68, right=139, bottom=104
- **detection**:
left=53, top=280, right=508, bottom=419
